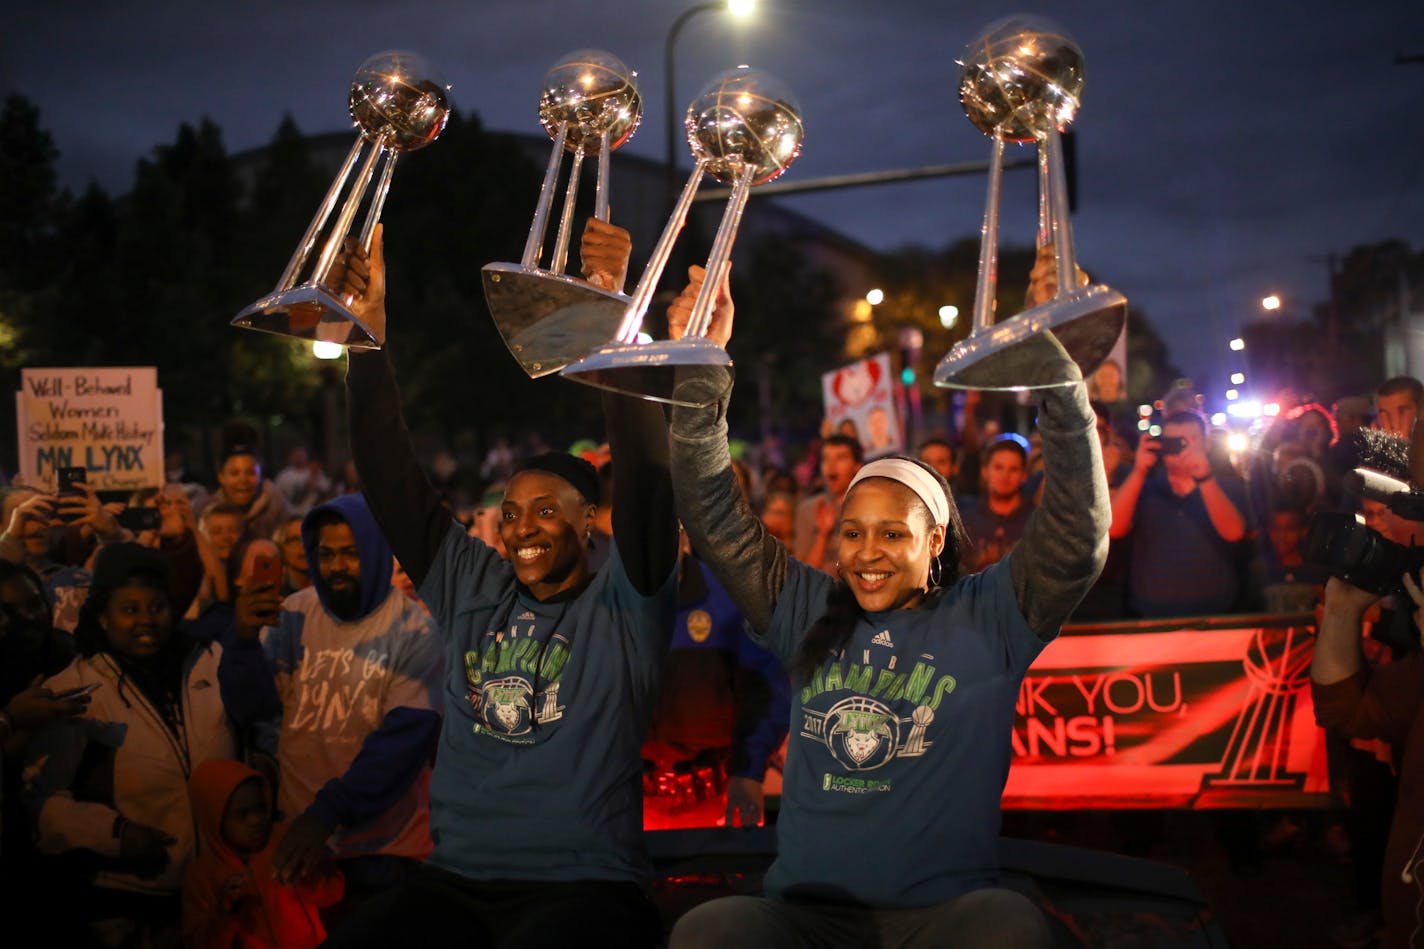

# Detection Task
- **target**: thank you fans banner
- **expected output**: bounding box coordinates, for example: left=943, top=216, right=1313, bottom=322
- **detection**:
left=1003, top=618, right=1330, bottom=809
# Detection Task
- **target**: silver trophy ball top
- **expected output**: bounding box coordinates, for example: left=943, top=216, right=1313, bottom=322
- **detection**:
left=959, top=15, right=1084, bottom=143
left=686, top=66, right=804, bottom=186
left=349, top=51, right=451, bottom=152
left=539, top=50, right=643, bottom=154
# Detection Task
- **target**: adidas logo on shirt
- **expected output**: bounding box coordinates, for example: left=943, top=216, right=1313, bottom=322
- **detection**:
left=871, top=630, right=894, bottom=648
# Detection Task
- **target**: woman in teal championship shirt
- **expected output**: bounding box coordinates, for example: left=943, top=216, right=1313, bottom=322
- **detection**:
left=666, top=252, right=1109, bottom=948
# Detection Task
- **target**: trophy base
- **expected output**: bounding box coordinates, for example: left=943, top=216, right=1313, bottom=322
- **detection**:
left=232, top=284, right=382, bottom=350
left=933, top=284, right=1127, bottom=391
left=561, top=338, right=733, bottom=408
left=482, top=264, right=632, bottom=378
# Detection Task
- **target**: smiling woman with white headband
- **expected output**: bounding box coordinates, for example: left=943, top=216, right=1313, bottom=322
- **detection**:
left=665, top=249, right=1110, bottom=949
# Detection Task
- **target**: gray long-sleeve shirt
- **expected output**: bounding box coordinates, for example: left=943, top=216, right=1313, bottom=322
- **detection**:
left=666, top=359, right=1108, bottom=905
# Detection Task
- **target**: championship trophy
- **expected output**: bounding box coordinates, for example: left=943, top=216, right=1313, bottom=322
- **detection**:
left=481, top=50, right=643, bottom=377
left=561, top=66, right=803, bottom=407
left=232, top=51, right=450, bottom=350
left=933, top=16, right=1126, bottom=390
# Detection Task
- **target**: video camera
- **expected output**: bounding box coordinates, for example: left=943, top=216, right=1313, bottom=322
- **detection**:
left=1304, top=467, right=1424, bottom=597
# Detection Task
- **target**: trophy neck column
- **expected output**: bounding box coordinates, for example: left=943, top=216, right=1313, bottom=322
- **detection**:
left=522, top=122, right=570, bottom=270
left=1042, top=127, right=1078, bottom=300
left=972, top=129, right=1005, bottom=335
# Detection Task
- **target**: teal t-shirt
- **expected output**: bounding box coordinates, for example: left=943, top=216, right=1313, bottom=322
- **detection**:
left=417, top=524, right=675, bottom=884
left=762, top=555, right=1046, bottom=907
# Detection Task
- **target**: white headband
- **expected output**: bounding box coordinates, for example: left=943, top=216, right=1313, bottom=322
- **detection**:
left=846, top=458, right=950, bottom=528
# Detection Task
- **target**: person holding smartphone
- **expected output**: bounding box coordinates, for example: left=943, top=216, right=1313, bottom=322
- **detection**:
left=1, top=478, right=126, bottom=635
left=127, top=485, right=228, bottom=620
left=219, top=494, right=444, bottom=928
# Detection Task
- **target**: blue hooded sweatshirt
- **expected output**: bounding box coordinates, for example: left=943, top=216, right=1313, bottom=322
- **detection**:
left=221, top=494, right=444, bottom=860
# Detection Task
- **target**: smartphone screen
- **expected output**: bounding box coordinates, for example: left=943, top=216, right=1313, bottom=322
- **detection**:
left=56, top=467, right=87, bottom=523
left=57, top=466, right=87, bottom=494
left=250, top=554, right=282, bottom=589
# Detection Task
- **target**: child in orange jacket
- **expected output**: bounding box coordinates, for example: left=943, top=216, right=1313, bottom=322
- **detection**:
left=183, top=759, right=343, bottom=948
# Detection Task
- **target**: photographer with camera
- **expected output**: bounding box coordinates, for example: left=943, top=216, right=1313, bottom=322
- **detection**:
left=1311, top=427, right=1424, bottom=948
left=1109, top=410, right=1248, bottom=617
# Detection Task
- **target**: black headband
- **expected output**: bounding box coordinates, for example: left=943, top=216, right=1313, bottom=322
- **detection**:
left=514, top=453, right=600, bottom=505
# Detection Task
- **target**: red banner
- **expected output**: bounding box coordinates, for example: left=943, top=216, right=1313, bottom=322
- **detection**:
left=1003, top=615, right=1331, bottom=810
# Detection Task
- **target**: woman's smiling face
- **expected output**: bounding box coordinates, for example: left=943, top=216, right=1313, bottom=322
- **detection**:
left=837, top=478, right=944, bottom=613
left=100, top=580, right=172, bottom=660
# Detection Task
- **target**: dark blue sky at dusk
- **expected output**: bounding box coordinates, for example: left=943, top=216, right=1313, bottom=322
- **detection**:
left=5, top=0, right=1423, bottom=404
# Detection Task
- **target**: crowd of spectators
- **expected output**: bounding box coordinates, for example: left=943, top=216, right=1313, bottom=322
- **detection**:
left=0, top=367, right=1420, bottom=946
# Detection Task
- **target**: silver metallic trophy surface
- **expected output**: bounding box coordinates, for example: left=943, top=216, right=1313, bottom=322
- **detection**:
left=561, top=66, right=803, bottom=407
left=933, top=16, right=1126, bottom=390
left=482, top=50, right=643, bottom=377
left=232, top=51, right=450, bottom=350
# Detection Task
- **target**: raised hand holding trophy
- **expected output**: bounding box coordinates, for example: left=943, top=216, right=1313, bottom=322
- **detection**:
left=232, top=51, right=449, bottom=350
left=933, top=16, right=1126, bottom=390
left=482, top=50, right=643, bottom=378
left=561, top=66, right=803, bottom=407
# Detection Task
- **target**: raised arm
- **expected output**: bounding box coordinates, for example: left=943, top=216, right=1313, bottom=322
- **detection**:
left=666, top=266, right=788, bottom=633
left=669, top=369, right=787, bottom=635
left=341, top=227, right=455, bottom=588
left=1004, top=244, right=1111, bottom=638
left=1109, top=437, right=1157, bottom=539
left=1009, top=362, right=1110, bottom=639
left=605, top=390, right=678, bottom=595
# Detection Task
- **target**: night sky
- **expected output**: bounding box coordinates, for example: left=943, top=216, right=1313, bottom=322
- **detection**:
left=5, top=0, right=1423, bottom=403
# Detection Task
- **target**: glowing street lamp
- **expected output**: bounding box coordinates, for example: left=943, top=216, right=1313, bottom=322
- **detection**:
left=664, top=1, right=757, bottom=201
left=1261, top=294, right=1281, bottom=311
left=938, top=304, right=959, bottom=328
left=1230, top=372, right=1245, bottom=385
left=866, top=288, right=884, bottom=306
left=1229, top=337, right=1245, bottom=352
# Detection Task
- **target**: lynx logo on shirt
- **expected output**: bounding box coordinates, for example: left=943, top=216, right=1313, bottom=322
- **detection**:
left=799, top=654, right=954, bottom=780
left=479, top=676, right=535, bottom=735
left=802, top=696, right=935, bottom=773
left=463, top=619, right=570, bottom=743
left=686, top=609, right=713, bottom=643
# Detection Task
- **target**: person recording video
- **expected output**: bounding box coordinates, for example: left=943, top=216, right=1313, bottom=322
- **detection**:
left=1311, top=426, right=1424, bottom=949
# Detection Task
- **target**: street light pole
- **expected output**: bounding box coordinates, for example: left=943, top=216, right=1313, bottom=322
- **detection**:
left=664, top=2, right=721, bottom=206
left=664, top=2, right=754, bottom=206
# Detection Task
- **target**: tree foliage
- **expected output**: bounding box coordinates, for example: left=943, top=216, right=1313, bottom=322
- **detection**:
left=0, top=91, right=1231, bottom=475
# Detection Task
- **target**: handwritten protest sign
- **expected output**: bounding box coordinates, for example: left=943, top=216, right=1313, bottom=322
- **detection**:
left=16, top=367, right=163, bottom=492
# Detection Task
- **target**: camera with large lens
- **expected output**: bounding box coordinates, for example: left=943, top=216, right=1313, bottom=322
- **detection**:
left=1303, top=510, right=1424, bottom=597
